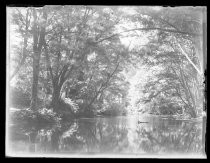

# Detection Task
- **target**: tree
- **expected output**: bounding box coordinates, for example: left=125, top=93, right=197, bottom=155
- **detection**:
left=131, top=7, right=206, bottom=118
left=9, top=8, right=31, bottom=82
left=30, top=8, right=48, bottom=110
left=39, top=6, right=128, bottom=115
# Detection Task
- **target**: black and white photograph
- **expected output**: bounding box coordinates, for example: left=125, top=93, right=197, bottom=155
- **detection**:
left=6, top=5, right=207, bottom=158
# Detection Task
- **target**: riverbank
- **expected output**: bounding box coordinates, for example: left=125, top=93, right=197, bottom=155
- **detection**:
left=9, top=107, right=206, bottom=126
left=8, top=107, right=127, bottom=125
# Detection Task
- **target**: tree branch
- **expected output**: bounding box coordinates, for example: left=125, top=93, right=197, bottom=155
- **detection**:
left=174, top=86, right=190, bottom=108
left=87, top=62, right=120, bottom=109
left=58, top=64, right=69, bottom=86
left=63, top=65, right=75, bottom=82
left=177, top=42, right=203, bottom=76
left=96, top=27, right=202, bottom=44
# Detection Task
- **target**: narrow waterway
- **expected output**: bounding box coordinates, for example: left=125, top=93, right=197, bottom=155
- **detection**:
left=8, top=115, right=206, bottom=157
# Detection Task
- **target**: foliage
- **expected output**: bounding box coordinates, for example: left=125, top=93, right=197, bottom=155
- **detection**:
left=99, top=103, right=127, bottom=116
left=9, top=6, right=129, bottom=117
left=10, top=108, right=61, bottom=124
left=9, top=6, right=205, bottom=119
left=131, top=7, right=205, bottom=118
left=9, top=87, right=31, bottom=108
left=62, top=97, right=80, bottom=113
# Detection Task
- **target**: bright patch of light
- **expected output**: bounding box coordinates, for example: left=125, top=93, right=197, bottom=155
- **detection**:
left=126, top=65, right=152, bottom=112
left=115, top=17, right=150, bottom=51
left=87, top=52, right=97, bottom=61
left=114, top=9, right=153, bottom=113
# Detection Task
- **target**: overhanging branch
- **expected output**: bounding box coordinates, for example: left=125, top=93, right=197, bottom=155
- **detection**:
left=96, top=27, right=201, bottom=44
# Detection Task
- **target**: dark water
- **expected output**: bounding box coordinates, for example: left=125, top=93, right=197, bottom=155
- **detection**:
left=8, top=115, right=206, bottom=157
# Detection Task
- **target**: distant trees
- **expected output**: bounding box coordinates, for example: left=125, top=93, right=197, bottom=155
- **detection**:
left=132, top=7, right=206, bottom=118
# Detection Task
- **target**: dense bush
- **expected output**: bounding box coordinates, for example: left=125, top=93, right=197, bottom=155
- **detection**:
left=10, top=108, right=61, bottom=124
left=9, top=88, right=31, bottom=108
left=10, top=87, right=46, bottom=109
left=158, top=104, right=182, bottom=115
left=142, top=99, right=185, bottom=116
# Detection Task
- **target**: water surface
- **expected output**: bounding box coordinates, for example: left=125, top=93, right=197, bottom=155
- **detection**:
left=8, top=115, right=206, bottom=157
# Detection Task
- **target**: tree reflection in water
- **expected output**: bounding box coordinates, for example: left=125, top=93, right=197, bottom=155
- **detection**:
left=136, top=119, right=203, bottom=154
left=9, top=116, right=204, bottom=155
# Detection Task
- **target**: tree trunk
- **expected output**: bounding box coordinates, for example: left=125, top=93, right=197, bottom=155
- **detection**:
left=30, top=51, right=41, bottom=110
left=30, top=9, right=47, bottom=110
left=51, top=84, right=62, bottom=112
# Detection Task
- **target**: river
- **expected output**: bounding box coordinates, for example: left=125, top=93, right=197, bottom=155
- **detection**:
left=7, top=115, right=206, bottom=158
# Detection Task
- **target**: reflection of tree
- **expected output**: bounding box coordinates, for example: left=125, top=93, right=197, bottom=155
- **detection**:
left=57, top=118, right=129, bottom=153
left=10, top=117, right=203, bottom=155
left=97, top=119, right=129, bottom=153
left=78, top=121, right=100, bottom=152
left=136, top=120, right=202, bottom=154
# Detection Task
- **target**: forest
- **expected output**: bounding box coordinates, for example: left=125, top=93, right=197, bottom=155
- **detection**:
left=8, top=6, right=206, bottom=125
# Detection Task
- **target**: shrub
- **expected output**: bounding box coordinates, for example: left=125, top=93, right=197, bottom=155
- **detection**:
left=9, top=87, right=31, bottom=108
left=10, top=108, right=61, bottom=124
left=62, top=97, right=79, bottom=113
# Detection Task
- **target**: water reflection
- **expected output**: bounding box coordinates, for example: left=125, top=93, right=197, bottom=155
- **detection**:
left=8, top=116, right=205, bottom=156
left=135, top=119, right=203, bottom=154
